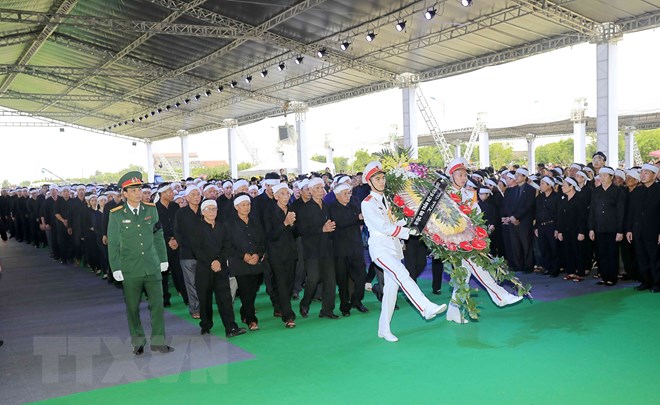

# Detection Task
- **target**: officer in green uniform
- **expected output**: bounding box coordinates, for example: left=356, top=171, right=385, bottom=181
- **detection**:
left=108, top=171, right=173, bottom=355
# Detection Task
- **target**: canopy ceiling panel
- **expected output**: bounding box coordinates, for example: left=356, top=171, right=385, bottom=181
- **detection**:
left=0, top=0, right=658, bottom=141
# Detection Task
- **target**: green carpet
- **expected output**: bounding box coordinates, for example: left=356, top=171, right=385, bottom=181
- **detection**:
left=34, top=283, right=660, bottom=405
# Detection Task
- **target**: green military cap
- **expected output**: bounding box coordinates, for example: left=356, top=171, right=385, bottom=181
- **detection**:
left=118, top=171, right=143, bottom=190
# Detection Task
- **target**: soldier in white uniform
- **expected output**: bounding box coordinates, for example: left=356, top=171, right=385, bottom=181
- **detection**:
left=361, top=161, right=447, bottom=343
left=444, top=157, right=523, bottom=324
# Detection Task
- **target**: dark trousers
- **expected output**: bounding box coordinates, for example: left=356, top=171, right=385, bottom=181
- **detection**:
left=293, top=237, right=305, bottom=295
left=404, top=237, right=428, bottom=280
left=431, top=257, right=444, bottom=293
left=510, top=222, right=534, bottom=272
left=235, top=274, right=261, bottom=324
left=537, top=224, right=559, bottom=275
left=55, top=222, right=72, bottom=262
left=262, top=260, right=281, bottom=313
left=195, top=265, right=238, bottom=333
left=300, top=257, right=336, bottom=315
left=561, top=232, right=583, bottom=276
left=619, top=240, right=637, bottom=280
left=335, top=254, right=366, bottom=312
left=271, top=259, right=296, bottom=322
left=167, top=247, right=188, bottom=305
left=634, top=233, right=660, bottom=288
left=582, top=238, right=595, bottom=272
left=502, top=224, right=514, bottom=267
left=595, top=232, right=618, bottom=283
left=0, top=216, right=7, bottom=241
left=491, top=226, right=505, bottom=258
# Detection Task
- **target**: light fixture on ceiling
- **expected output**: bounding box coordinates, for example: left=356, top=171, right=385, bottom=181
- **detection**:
left=317, top=48, right=327, bottom=58
left=138, top=116, right=143, bottom=121
left=124, top=120, right=128, bottom=125
left=278, top=62, right=285, bottom=71
left=131, top=118, right=136, bottom=123
left=144, top=114, right=149, bottom=119
left=165, top=105, right=171, bottom=111
left=245, top=75, right=252, bottom=83
left=205, top=90, right=211, bottom=97
left=184, top=98, right=190, bottom=104
left=230, top=80, right=237, bottom=88
left=217, top=85, right=224, bottom=92
left=194, top=94, right=201, bottom=101
left=425, top=7, right=437, bottom=20
left=461, top=0, right=472, bottom=6
left=396, top=20, right=406, bottom=32
left=366, top=31, right=376, bottom=42
left=150, top=111, right=156, bottom=116
left=261, top=69, right=268, bottom=77
left=175, top=101, right=181, bottom=108
left=295, top=55, right=304, bottom=64
left=157, top=108, right=162, bottom=114
left=340, top=41, right=350, bottom=51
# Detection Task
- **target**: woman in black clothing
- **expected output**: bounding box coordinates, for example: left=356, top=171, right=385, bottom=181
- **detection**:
left=191, top=199, right=246, bottom=338
left=225, top=193, right=266, bottom=331
left=556, top=177, right=588, bottom=281
left=81, top=194, right=100, bottom=273
left=264, top=183, right=297, bottom=328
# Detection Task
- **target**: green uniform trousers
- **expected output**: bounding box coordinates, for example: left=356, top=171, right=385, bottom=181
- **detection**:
left=122, top=273, right=165, bottom=347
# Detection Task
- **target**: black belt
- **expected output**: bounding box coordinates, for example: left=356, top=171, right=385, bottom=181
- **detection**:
left=539, top=220, right=555, bottom=226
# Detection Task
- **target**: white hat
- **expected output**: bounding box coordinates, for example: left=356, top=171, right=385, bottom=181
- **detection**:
left=248, top=184, right=259, bottom=192
left=298, top=179, right=310, bottom=189
left=576, top=170, right=590, bottom=181
left=478, top=187, right=492, bottom=195
left=336, top=176, right=351, bottom=185
left=363, top=161, right=384, bottom=183
left=583, top=166, right=594, bottom=175
left=158, top=183, right=172, bottom=193
left=485, top=179, right=498, bottom=188
left=472, top=173, right=483, bottom=180
left=466, top=180, right=477, bottom=189
left=570, top=163, right=582, bottom=170
left=264, top=178, right=280, bottom=186
left=222, top=181, right=233, bottom=188
left=446, top=157, right=469, bottom=175
left=272, top=183, right=292, bottom=195
left=201, top=199, right=217, bottom=211
left=506, top=172, right=516, bottom=180
left=541, top=176, right=555, bottom=187
left=515, top=167, right=529, bottom=177
left=308, top=177, right=325, bottom=188
left=334, top=183, right=351, bottom=195
left=184, top=185, right=199, bottom=196
left=599, top=166, right=615, bottom=176
left=641, top=163, right=659, bottom=175
left=626, top=169, right=641, bottom=181
left=233, top=194, right=250, bottom=206
left=614, top=169, right=626, bottom=180
left=551, top=167, right=563, bottom=176
left=564, top=177, right=581, bottom=192
left=529, top=181, right=540, bottom=191
left=233, top=179, right=249, bottom=190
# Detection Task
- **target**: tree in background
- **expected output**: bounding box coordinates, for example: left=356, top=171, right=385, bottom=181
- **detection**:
left=470, top=142, right=517, bottom=169
left=416, top=146, right=445, bottom=169
left=352, top=149, right=377, bottom=173
left=635, top=129, right=660, bottom=162
left=535, top=138, right=575, bottom=167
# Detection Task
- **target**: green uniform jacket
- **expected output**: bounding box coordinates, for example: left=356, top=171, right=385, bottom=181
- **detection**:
left=107, top=202, right=167, bottom=279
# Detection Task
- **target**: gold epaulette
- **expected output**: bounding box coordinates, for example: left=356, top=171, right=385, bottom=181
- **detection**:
left=110, top=205, right=124, bottom=213
left=143, top=202, right=155, bottom=206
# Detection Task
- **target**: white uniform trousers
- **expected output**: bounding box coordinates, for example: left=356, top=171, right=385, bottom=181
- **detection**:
left=447, top=258, right=519, bottom=320
left=374, top=255, right=433, bottom=334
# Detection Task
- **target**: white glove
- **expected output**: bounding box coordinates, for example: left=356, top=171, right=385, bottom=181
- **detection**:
left=409, top=227, right=420, bottom=236
left=160, top=262, right=169, bottom=272
left=113, top=270, right=124, bottom=281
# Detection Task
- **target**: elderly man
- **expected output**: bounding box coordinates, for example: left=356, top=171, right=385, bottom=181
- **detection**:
left=108, top=171, right=172, bottom=355
left=174, top=185, right=202, bottom=318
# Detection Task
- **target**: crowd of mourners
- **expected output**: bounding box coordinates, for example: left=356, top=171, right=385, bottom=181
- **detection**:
left=0, top=150, right=658, bottom=336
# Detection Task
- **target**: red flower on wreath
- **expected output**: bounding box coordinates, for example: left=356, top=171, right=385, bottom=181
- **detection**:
left=432, top=234, right=443, bottom=245
left=471, top=238, right=488, bottom=250
left=459, top=204, right=472, bottom=215
left=449, top=193, right=461, bottom=203
left=403, top=207, right=415, bottom=217
left=459, top=241, right=473, bottom=251
left=393, top=194, right=406, bottom=207
left=446, top=242, right=457, bottom=251
left=475, top=227, right=488, bottom=238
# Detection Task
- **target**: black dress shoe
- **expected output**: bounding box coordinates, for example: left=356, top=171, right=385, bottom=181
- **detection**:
left=596, top=281, right=606, bottom=285
left=651, top=287, right=660, bottom=293
left=133, top=345, right=144, bottom=355
left=341, top=311, right=351, bottom=317
left=319, top=313, right=340, bottom=319
left=163, top=301, right=171, bottom=308
left=150, top=345, right=175, bottom=353
left=201, top=328, right=210, bottom=335
left=432, top=290, right=442, bottom=295
left=300, top=307, right=309, bottom=318
left=635, top=284, right=650, bottom=291
left=353, top=303, right=369, bottom=312
left=226, top=327, right=247, bottom=338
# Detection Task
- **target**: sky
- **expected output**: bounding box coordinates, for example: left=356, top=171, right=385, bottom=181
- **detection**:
left=1, top=29, right=659, bottom=185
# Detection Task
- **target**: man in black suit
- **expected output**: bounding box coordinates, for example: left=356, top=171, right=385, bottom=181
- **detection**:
left=503, top=168, right=536, bottom=273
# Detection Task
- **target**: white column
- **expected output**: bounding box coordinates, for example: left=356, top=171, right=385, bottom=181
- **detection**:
left=573, top=121, right=587, bottom=164
left=402, top=86, right=418, bottom=159
left=478, top=130, right=489, bottom=168
left=596, top=40, right=619, bottom=166
left=146, top=141, right=154, bottom=182
left=624, top=129, right=635, bottom=169
left=326, top=147, right=334, bottom=171
left=227, top=125, right=238, bottom=179
left=453, top=142, right=461, bottom=159
left=296, top=111, right=309, bottom=175
left=526, top=135, right=536, bottom=171
left=180, top=134, right=190, bottom=179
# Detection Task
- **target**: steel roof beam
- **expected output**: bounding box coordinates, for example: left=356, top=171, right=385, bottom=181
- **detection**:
left=2, top=91, right=117, bottom=102
left=510, top=0, right=599, bottom=35
left=0, top=64, right=166, bottom=78
left=0, top=29, right=39, bottom=46
left=0, top=0, right=79, bottom=95
left=37, top=0, right=208, bottom=113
